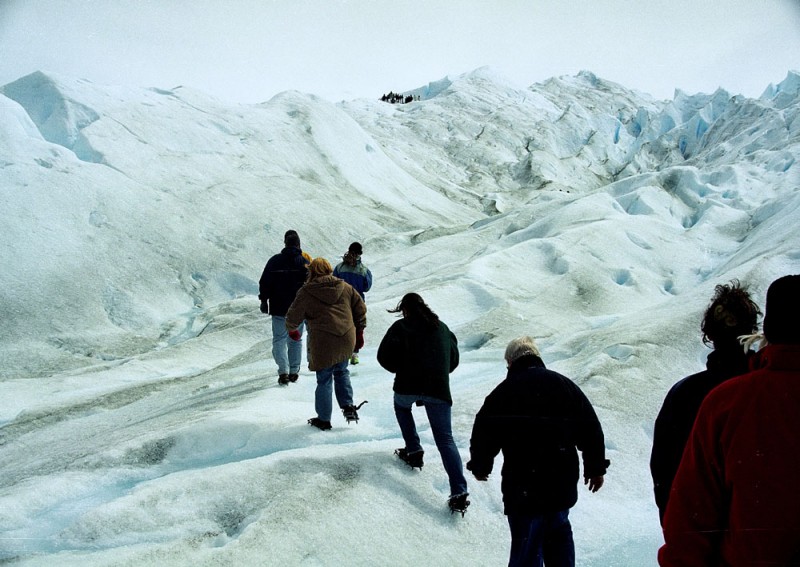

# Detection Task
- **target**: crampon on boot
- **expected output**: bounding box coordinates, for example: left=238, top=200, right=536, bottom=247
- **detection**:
left=308, top=417, right=332, bottom=431
left=395, top=448, right=424, bottom=470
left=448, top=493, right=470, bottom=517
left=342, top=400, right=368, bottom=423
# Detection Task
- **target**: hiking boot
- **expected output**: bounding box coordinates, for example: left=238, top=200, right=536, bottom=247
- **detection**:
left=288, top=373, right=299, bottom=383
left=350, top=353, right=359, bottom=365
left=448, top=493, right=470, bottom=516
left=395, top=448, right=424, bottom=469
left=342, top=405, right=359, bottom=423
left=278, top=374, right=290, bottom=385
left=308, top=417, right=332, bottom=431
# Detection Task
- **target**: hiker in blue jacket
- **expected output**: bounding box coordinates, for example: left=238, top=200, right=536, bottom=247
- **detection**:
left=333, top=242, right=372, bottom=364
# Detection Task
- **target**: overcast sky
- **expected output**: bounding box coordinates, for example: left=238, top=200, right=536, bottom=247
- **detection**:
left=1, top=0, right=799, bottom=104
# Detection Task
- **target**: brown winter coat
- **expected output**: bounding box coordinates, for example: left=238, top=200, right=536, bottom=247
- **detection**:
left=285, top=275, right=367, bottom=371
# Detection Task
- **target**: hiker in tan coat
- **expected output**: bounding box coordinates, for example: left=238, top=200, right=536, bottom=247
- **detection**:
left=286, top=257, right=367, bottom=430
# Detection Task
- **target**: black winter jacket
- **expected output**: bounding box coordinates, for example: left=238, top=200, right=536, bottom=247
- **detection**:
left=377, top=317, right=459, bottom=404
left=258, top=247, right=309, bottom=317
left=468, top=354, right=609, bottom=515
left=650, top=346, right=751, bottom=524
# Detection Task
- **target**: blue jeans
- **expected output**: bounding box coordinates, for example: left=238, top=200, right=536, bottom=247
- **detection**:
left=507, top=510, right=574, bottom=567
left=271, top=317, right=304, bottom=375
left=315, top=359, right=353, bottom=421
left=394, top=394, right=468, bottom=497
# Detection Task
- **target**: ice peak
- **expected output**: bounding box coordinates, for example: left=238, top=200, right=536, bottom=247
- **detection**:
left=1, top=70, right=100, bottom=152
left=760, top=69, right=800, bottom=109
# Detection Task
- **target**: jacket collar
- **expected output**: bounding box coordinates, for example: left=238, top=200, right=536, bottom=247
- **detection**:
left=508, top=354, right=546, bottom=374
left=749, top=343, right=800, bottom=372
left=706, top=345, right=751, bottom=376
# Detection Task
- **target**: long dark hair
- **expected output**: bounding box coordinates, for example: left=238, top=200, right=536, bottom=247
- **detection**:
left=701, top=279, right=761, bottom=347
left=388, top=293, right=439, bottom=330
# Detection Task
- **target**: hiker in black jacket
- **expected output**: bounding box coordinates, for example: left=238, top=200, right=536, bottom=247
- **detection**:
left=650, top=279, right=760, bottom=524
left=378, top=293, right=469, bottom=514
left=258, top=230, right=309, bottom=385
left=468, top=336, right=609, bottom=567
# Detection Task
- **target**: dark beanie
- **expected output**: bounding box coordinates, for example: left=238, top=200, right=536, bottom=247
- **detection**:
left=284, top=229, right=298, bottom=243
left=285, top=233, right=301, bottom=248
left=348, top=242, right=363, bottom=255
left=763, top=275, right=800, bottom=344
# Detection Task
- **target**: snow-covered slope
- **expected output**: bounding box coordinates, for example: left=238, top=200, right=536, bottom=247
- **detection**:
left=1, top=67, right=799, bottom=565
left=0, top=72, right=481, bottom=377
left=2, top=68, right=798, bottom=379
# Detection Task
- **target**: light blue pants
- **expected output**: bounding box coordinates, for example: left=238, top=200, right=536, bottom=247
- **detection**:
left=315, top=359, right=353, bottom=421
left=271, top=316, right=304, bottom=375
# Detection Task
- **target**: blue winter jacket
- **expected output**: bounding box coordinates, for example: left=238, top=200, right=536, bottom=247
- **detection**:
left=333, top=260, right=372, bottom=299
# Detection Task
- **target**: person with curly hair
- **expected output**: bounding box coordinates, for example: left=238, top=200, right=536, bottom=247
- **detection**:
left=650, top=279, right=761, bottom=524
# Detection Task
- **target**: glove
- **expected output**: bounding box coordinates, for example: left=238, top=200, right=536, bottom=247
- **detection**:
left=259, top=301, right=269, bottom=314
left=466, top=460, right=490, bottom=481
left=355, top=328, right=364, bottom=350
left=289, top=329, right=302, bottom=341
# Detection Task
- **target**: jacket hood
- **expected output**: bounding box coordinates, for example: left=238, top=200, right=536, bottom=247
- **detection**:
left=280, top=246, right=307, bottom=268
left=304, top=275, right=346, bottom=305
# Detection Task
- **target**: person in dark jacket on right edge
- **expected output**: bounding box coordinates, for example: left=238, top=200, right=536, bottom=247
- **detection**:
left=650, top=279, right=760, bottom=525
left=467, top=336, right=609, bottom=567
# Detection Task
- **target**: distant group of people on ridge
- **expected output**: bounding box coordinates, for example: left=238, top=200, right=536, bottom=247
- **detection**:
left=380, top=91, right=418, bottom=104
left=258, top=229, right=800, bottom=566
